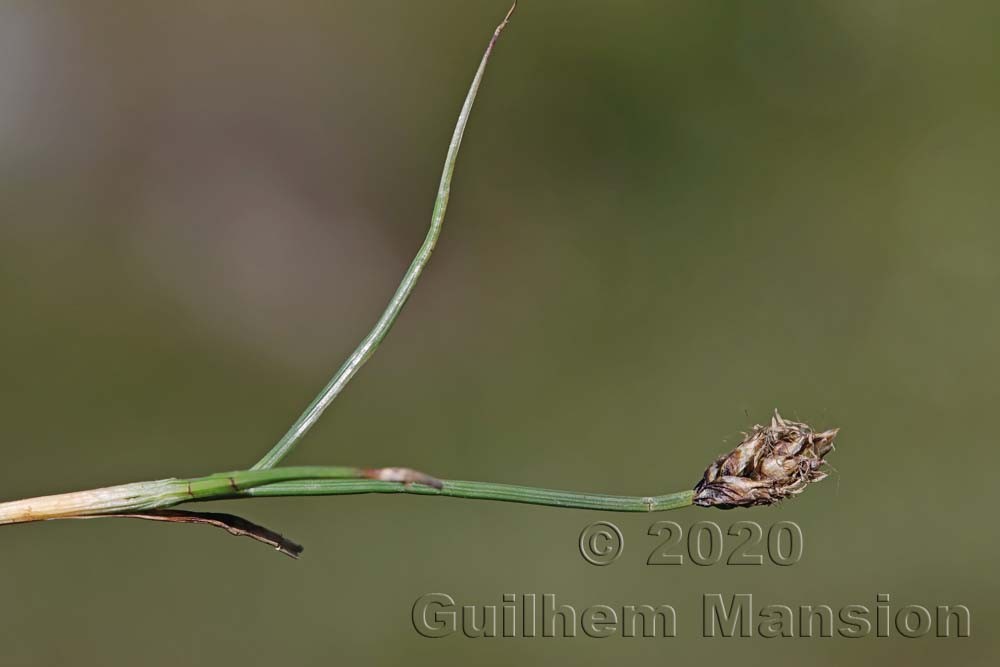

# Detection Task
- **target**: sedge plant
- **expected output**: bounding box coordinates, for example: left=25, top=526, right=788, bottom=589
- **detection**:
left=0, top=3, right=838, bottom=558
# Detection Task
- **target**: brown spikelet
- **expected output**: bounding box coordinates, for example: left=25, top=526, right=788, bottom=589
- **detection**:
left=693, top=411, right=838, bottom=509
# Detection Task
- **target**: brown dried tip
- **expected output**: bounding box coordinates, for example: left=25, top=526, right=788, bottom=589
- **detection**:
left=693, top=411, right=838, bottom=509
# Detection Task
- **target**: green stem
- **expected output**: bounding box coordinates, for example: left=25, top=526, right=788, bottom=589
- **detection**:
left=185, top=468, right=693, bottom=513
left=240, top=479, right=695, bottom=512
left=0, top=467, right=694, bottom=525
left=251, top=3, right=517, bottom=471
left=0, top=467, right=375, bottom=524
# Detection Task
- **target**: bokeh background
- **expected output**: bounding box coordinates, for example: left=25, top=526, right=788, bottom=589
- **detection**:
left=1, top=0, right=997, bottom=664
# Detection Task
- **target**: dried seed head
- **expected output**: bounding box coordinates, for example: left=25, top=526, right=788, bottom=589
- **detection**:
left=693, top=411, right=838, bottom=509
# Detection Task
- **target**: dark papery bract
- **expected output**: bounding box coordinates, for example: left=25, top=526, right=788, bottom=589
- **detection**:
left=693, top=411, right=838, bottom=508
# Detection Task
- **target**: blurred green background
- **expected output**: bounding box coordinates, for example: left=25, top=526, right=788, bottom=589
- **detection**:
left=1, top=0, right=997, bottom=664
